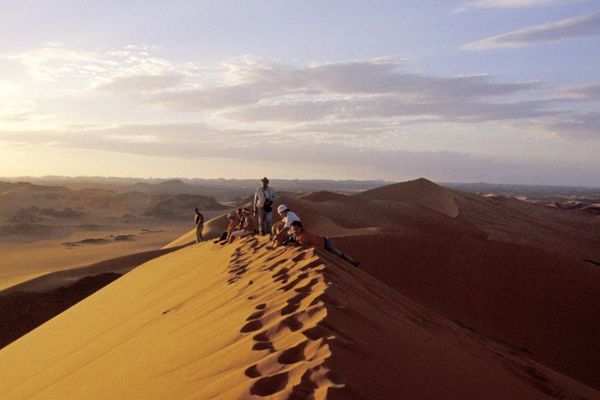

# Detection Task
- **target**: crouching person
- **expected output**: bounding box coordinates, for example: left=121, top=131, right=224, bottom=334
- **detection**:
left=229, top=209, right=257, bottom=243
left=214, top=212, right=239, bottom=243
left=271, top=204, right=301, bottom=246
left=287, top=221, right=359, bottom=267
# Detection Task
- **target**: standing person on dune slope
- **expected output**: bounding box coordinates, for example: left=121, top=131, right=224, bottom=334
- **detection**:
left=253, top=177, right=277, bottom=236
left=193, top=207, right=204, bottom=244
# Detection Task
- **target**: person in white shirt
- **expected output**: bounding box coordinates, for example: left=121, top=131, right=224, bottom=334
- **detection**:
left=271, top=204, right=300, bottom=245
left=253, top=177, right=277, bottom=235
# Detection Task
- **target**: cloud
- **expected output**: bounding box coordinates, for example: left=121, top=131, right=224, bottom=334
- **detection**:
left=223, top=97, right=559, bottom=124
left=5, top=42, right=201, bottom=88
left=95, top=74, right=184, bottom=93
left=3, top=45, right=598, bottom=142
left=463, top=11, right=600, bottom=49
left=559, top=83, right=600, bottom=100
left=0, top=123, right=265, bottom=159
left=150, top=60, right=539, bottom=111
left=2, top=124, right=597, bottom=185
left=458, top=0, right=583, bottom=10
left=543, top=112, right=600, bottom=138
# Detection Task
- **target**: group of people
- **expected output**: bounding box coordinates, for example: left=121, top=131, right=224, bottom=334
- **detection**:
left=193, top=177, right=359, bottom=267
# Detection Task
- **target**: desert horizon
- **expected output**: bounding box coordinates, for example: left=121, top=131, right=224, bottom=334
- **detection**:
left=1, top=0, right=599, bottom=398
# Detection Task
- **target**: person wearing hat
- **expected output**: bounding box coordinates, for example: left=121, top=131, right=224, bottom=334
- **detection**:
left=253, top=177, right=277, bottom=235
left=271, top=204, right=300, bottom=245
left=193, top=207, right=204, bottom=244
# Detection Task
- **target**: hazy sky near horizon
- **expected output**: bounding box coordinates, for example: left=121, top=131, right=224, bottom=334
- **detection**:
left=1, top=0, right=599, bottom=185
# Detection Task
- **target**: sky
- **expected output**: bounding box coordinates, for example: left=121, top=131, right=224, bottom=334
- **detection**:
left=0, top=0, right=599, bottom=185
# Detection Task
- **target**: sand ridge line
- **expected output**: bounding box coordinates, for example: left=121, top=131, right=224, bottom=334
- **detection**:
left=226, top=236, right=344, bottom=399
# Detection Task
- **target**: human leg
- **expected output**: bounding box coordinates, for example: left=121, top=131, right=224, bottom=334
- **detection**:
left=324, top=237, right=359, bottom=267
left=265, top=211, right=273, bottom=236
left=257, top=209, right=266, bottom=235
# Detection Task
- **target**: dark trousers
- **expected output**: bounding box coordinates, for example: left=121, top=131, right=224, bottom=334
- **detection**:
left=324, top=237, right=359, bottom=267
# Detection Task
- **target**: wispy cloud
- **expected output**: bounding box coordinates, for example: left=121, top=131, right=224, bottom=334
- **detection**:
left=457, top=0, right=584, bottom=12
left=1, top=125, right=597, bottom=185
left=95, top=74, right=184, bottom=93
left=559, top=83, right=600, bottom=100
left=463, top=11, right=600, bottom=49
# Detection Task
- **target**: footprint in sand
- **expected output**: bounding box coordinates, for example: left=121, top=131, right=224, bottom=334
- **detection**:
left=272, top=267, right=290, bottom=283
left=282, top=314, right=304, bottom=332
left=292, top=252, right=309, bottom=262
left=281, top=275, right=315, bottom=292
left=240, top=319, right=263, bottom=333
left=246, top=310, right=265, bottom=321
left=261, top=258, right=288, bottom=272
left=250, top=372, right=289, bottom=397
left=244, top=364, right=261, bottom=378
left=281, top=291, right=312, bottom=316
left=252, top=341, right=276, bottom=351
left=277, top=340, right=308, bottom=365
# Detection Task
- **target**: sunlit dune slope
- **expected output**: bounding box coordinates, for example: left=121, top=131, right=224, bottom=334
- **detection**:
left=1, top=236, right=598, bottom=400
left=163, top=213, right=228, bottom=248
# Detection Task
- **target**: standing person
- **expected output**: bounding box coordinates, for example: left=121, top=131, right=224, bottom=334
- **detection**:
left=271, top=204, right=300, bottom=245
left=253, top=177, right=276, bottom=236
left=288, top=221, right=359, bottom=267
left=193, top=207, right=204, bottom=244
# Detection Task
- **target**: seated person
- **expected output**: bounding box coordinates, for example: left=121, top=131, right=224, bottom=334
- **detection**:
left=286, top=221, right=359, bottom=267
left=214, top=213, right=239, bottom=243
left=229, top=209, right=257, bottom=243
left=234, top=208, right=244, bottom=229
left=271, top=204, right=301, bottom=245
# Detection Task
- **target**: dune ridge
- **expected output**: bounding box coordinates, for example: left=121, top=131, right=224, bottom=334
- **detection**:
left=1, top=236, right=599, bottom=399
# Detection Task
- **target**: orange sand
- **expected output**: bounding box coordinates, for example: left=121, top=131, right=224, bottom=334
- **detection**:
left=1, top=178, right=599, bottom=399
left=1, top=236, right=599, bottom=399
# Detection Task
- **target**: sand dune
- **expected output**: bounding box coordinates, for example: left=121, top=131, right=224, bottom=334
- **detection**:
left=0, top=245, right=186, bottom=296
left=334, top=233, right=600, bottom=390
left=1, top=178, right=599, bottom=399
left=356, top=177, right=460, bottom=217
left=1, top=236, right=598, bottom=399
left=162, top=213, right=230, bottom=248
left=0, top=225, right=187, bottom=291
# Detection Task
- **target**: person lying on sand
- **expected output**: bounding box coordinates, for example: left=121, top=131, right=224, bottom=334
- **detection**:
left=271, top=204, right=300, bottom=246
left=193, top=208, right=204, bottom=244
left=228, top=209, right=257, bottom=243
left=286, top=221, right=359, bottom=267
left=213, top=213, right=239, bottom=244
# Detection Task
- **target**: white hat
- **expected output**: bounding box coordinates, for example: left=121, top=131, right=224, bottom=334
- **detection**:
left=277, top=204, right=288, bottom=213
left=226, top=213, right=235, bottom=219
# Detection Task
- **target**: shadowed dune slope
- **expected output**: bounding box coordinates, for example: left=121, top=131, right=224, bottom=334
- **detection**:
left=0, top=237, right=598, bottom=400
left=334, top=233, right=600, bottom=390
